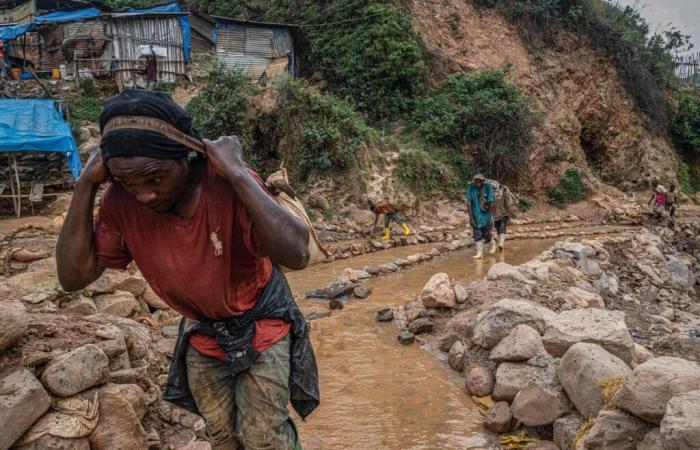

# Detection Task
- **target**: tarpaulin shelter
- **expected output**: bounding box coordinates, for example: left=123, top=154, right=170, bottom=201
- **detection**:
left=0, top=99, right=82, bottom=217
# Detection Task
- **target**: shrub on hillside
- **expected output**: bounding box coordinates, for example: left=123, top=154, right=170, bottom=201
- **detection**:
left=671, top=91, right=700, bottom=156
left=65, top=96, right=102, bottom=133
left=186, top=63, right=259, bottom=145
left=409, top=70, right=540, bottom=180
left=394, top=148, right=452, bottom=197
left=548, top=168, right=590, bottom=207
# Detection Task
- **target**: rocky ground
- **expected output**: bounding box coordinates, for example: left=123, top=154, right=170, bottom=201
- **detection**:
left=388, top=213, right=700, bottom=449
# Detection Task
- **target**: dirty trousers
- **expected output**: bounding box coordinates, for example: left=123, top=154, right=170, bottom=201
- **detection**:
left=186, top=335, right=296, bottom=450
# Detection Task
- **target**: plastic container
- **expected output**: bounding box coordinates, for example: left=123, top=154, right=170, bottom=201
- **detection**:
left=11, top=68, right=21, bottom=79
left=51, top=68, right=60, bottom=79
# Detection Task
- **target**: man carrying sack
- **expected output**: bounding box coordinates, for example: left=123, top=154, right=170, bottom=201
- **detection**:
left=56, top=90, right=319, bottom=450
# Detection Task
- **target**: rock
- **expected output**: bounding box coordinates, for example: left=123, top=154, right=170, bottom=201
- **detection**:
left=613, top=357, right=700, bottom=424
left=512, top=383, right=571, bottom=426
left=89, top=383, right=149, bottom=450
left=553, top=414, right=584, bottom=450
left=660, top=307, right=675, bottom=321
left=578, top=258, right=602, bottom=278
left=493, top=363, right=548, bottom=401
left=398, top=332, right=415, bottom=345
left=15, top=436, right=90, bottom=450
left=543, top=309, right=635, bottom=363
left=636, top=428, right=661, bottom=450
left=364, top=265, right=381, bottom=276
left=472, top=299, right=556, bottom=349
left=486, top=262, right=530, bottom=284
left=484, top=402, right=513, bottom=433
left=306, top=309, right=331, bottom=321
left=93, top=291, right=139, bottom=317
left=407, top=318, right=434, bottom=335
left=376, top=308, right=394, bottom=322
left=666, top=259, right=695, bottom=290
left=490, top=325, right=545, bottom=363
left=465, top=366, right=495, bottom=397
left=381, top=263, right=398, bottom=272
left=141, top=285, right=170, bottom=310
left=109, top=367, right=148, bottom=384
left=439, top=334, right=460, bottom=353
left=577, top=409, right=650, bottom=450
left=524, top=442, right=559, bottom=450
left=0, top=369, right=51, bottom=450
left=115, top=276, right=147, bottom=297
left=178, top=441, right=212, bottom=450
left=633, top=343, right=654, bottom=366
left=420, top=273, right=456, bottom=309
left=156, top=338, right=176, bottom=358
left=329, top=299, right=344, bottom=310
left=41, top=344, right=110, bottom=397
left=637, top=263, right=663, bottom=284
left=61, top=296, right=98, bottom=316
left=561, top=287, right=605, bottom=309
left=353, top=286, right=372, bottom=299
left=453, top=283, right=469, bottom=304
left=326, top=281, right=357, bottom=299
left=447, top=341, right=466, bottom=372
left=0, top=300, right=28, bottom=352
left=104, top=383, right=147, bottom=419
left=660, top=390, right=700, bottom=449
left=558, top=343, right=631, bottom=418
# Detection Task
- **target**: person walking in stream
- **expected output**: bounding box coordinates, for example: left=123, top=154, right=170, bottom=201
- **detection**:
left=466, top=173, right=496, bottom=259
left=368, top=199, right=411, bottom=240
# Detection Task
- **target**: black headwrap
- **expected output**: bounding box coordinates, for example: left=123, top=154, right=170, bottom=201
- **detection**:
left=99, top=89, right=200, bottom=162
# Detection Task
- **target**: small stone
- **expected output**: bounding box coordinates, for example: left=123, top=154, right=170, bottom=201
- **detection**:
left=376, top=308, right=394, bottom=322
left=407, top=318, right=434, bottom=335
left=41, top=344, right=110, bottom=397
left=493, top=362, right=548, bottom=402
left=381, top=263, right=399, bottom=272
left=633, top=343, right=654, bottom=366
left=89, top=384, right=149, bottom=449
left=472, top=299, right=556, bottom=349
left=364, top=265, right=381, bottom=276
left=109, top=367, right=148, bottom=384
left=465, top=366, right=495, bottom=397
left=487, top=262, right=529, bottom=283
left=420, top=273, right=456, bottom=309
left=484, top=402, right=513, bottom=433
left=660, top=389, right=700, bottom=449
left=453, top=283, right=469, bottom=304
left=0, top=369, right=52, bottom=450
left=553, top=414, right=584, bottom=450
left=660, top=307, right=675, bottom=321
left=306, top=310, right=332, bottom=321
left=447, top=341, right=465, bottom=372
left=0, top=300, right=28, bottom=352
left=490, top=325, right=545, bottom=363
left=398, top=332, right=415, bottom=345
left=115, top=276, right=147, bottom=297
left=511, top=383, right=571, bottom=426
left=329, top=299, right=344, bottom=310
left=62, top=296, right=98, bottom=316
left=439, top=334, right=459, bottom=352
left=353, top=286, right=372, bottom=299
left=142, top=285, right=170, bottom=310
left=326, top=281, right=357, bottom=299
left=94, top=291, right=139, bottom=317
left=637, top=428, right=662, bottom=450
left=577, top=408, right=651, bottom=449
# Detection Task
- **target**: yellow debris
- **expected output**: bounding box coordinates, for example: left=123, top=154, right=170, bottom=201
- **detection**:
left=599, top=375, right=625, bottom=407
left=572, top=416, right=597, bottom=449
left=497, top=435, right=539, bottom=449
left=471, top=395, right=495, bottom=415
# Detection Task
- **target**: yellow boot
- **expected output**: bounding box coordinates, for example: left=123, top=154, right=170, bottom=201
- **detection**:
left=402, top=223, right=411, bottom=236
left=381, top=228, right=391, bottom=241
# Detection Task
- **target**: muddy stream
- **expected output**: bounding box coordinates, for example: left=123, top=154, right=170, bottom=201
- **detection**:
left=285, top=238, right=559, bottom=450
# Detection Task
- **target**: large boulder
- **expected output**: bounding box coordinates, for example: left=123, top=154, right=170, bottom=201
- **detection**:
left=613, top=357, right=700, bottom=424
left=543, top=309, right=635, bottom=364
left=472, top=299, right=556, bottom=349
left=420, top=273, right=456, bottom=309
left=576, top=409, right=650, bottom=450
left=89, top=384, right=149, bottom=450
left=666, top=259, right=696, bottom=290
left=0, top=300, right=29, bottom=352
left=558, top=343, right=631, bottom=418
left=0, top=369, right=52, bottom=450
left=447, top=341, right=466, bottom=372
left=487, top=263, right=529, bottom=284
left=93, top=291, right=139, bottom=317
left=465, top=366, right=495, bottom=397
left=490, top=325, right=545, bottom=363
left=511, top=383, right=571, bottom=426
left=660, top=390, right=700, bottom=449
left=636, top=429, right=662, bottom=450
left=560, top=287, right=605, bottom=309
left=41, top=344, right=110, bottom=397
left=484, top=402, right=513, bottom=433
left=493, top=363, right=548, bottom=402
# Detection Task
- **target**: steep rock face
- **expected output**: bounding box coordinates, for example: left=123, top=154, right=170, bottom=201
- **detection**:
left=409, top=0, right=678, bottom=190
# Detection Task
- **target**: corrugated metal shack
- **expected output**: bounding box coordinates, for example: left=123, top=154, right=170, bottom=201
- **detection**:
left=189, top=10, right=213, bottom=54
left=212, top=16, right=306, bottom=83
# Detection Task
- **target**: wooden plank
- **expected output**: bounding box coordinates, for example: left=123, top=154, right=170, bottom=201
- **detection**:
left=29, top=182, right=44, bottom=202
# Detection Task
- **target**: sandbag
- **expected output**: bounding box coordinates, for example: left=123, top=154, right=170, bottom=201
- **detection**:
left=266, top=168, right=329, bottom=268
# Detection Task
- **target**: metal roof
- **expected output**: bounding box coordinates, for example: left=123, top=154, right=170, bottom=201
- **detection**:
left=211, top=15, right=309, bottom=53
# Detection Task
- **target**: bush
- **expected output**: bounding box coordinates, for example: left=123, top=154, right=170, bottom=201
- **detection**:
left=548, top=167, right=590, bottom=207
left=191, top=0, right=289, bottom=22
left=301, top=0, right=426, bottom=119
left=409, top=70, right=540, bottom=180
left=186, top=62, right=259, bottom=144
left=65, top=96, right=102, bottom=133
left=394, top=148, right=452, bottom=196
left=671, top=91, right=700, bottom=156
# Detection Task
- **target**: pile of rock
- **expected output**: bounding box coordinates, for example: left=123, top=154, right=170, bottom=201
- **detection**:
left=397, top=224, right=699, bottom=448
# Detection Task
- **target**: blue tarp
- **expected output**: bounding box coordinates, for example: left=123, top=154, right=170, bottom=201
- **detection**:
left=0, top=100, right=82, bottom=179
left=124, top=2, right=191, bottom=61
left=0, top=23, right=35, bottom=40
left=33, top=8, right=101, bottom=25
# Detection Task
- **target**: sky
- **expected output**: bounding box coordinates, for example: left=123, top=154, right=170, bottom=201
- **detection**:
left=616, top=0, right=700, bottom=55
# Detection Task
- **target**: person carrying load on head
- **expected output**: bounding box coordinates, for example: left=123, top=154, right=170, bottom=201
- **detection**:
left=648, top=179, right=667, bottom=223
left=55, top=90, right=318, bottom=450
left=491, top=180, right=518, bottom=252
left=466, top=173, right=496, bottom=259
left=368, top=199, right=411, bottom=240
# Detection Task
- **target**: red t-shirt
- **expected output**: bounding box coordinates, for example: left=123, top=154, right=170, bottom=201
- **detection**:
left=374, top=201, right=397, bottom=215
left=94, top=165, right=290, bottom=360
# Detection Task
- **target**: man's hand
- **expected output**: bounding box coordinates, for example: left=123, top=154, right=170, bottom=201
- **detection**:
left=81, top=149, right=108, bottom=186
left=204, top=136, right=246, bottom=178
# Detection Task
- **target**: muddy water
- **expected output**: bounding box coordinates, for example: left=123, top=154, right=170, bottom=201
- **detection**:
left=285, top=238, right=558, bottom=450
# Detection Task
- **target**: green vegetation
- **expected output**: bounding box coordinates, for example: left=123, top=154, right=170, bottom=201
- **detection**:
left=394, top=148, right=452, bottom=197
left=671, top=91, right=700, bottom=156
left=474, top=0, right=692, bottom=128
left=186, top=63, right=259, bottom=147
left=65, top=96, right=102, bottom=133
left=191, top=0, right=289, bottom=21
left=548, top=168, right=590, bottom=207
left=409, top=70, right=540, bottom=181
left=104, top=0, right=163, bottom=9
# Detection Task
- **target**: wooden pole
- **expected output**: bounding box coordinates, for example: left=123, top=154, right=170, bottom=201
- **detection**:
left=74, top=59, right=80, bottom=95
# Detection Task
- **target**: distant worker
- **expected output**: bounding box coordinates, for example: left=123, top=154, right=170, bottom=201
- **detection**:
left=666, top=184, right=678, bottom=221
left=466, top=173, right=495, bottom=259
left=491, top=180, right=517, bottom=252
left=648, top=179, right=667, bottom=222
left=144, top=47, right=158, bottom=91
left=369, top=200, right=411, bottom=240
left=0, top=40, right=7, bottom=80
